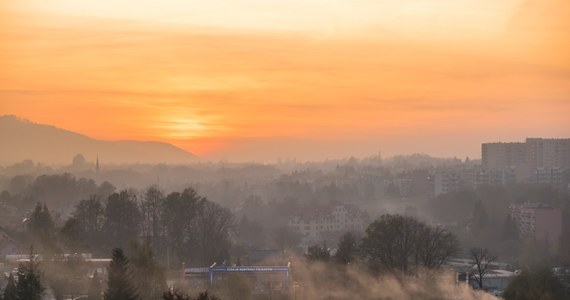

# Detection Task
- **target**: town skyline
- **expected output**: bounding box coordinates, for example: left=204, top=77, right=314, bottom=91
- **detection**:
left=4, top=115, right=569, bottom=166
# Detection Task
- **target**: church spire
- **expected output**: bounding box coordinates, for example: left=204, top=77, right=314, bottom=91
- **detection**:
left=96, top=156, right=100, bottom=173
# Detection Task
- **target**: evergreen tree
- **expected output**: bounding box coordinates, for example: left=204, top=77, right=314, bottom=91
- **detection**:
left=88, top=271, right=102, bottom=300
left=129, top=240, right=167, bottom=300
left=27, top=203, right=57, bottom=253
left=104, top=248, right=139, bottom=300
left=15, top=249, right=44, bottom=300
left=334, top=232, right=358, bottom=264
left=163, top=290, right=220, bottom=300
left=3, top=274, right=17, bottom=300
left=305, top=243, right=330, bottom=262
left=61, top=217, right=87, bottom=252
left=503, top=267, right=564, bottom=300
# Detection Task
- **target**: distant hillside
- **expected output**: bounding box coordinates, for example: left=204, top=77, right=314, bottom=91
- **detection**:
left=0, top=115, right=197, bottom=165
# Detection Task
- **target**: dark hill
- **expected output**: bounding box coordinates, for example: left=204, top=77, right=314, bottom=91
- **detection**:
left=0, top=115, right=197, bottom=165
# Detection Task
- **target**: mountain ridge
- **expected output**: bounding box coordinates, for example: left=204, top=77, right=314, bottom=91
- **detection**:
left=0, top=115, right=197, bottom=165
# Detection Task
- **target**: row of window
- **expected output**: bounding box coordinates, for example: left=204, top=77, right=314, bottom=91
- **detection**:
left=294, top=224, right=363, bottom=232
left=291, top=218, right=357, bottom=225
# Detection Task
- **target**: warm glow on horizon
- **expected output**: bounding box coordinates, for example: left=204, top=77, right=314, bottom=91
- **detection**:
left=1, top=0, right=569, bottom=161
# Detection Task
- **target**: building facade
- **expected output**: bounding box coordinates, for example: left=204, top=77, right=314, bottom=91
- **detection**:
left=433, top=171, right=460, bottom=196
left=527, top=138, right=570, bottom=169
left=509, top=202, right=562, bottom=250
left=481, top=138, right=570, bottom=187
left=482, top=142, right=527, bottom=169
left=287, top=203, right=369, bottom=246
left=482, top=138, right=570, bottom=170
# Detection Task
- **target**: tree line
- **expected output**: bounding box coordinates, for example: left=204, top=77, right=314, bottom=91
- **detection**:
left=5, top=208, right=566, bottom=299
left=0, top=246, right=220, bottom=300
left=22, top=186, right=233, bottom=268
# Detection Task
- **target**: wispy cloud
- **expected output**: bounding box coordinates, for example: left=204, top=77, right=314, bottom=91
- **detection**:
left=1, top=2, right=568, bottom=160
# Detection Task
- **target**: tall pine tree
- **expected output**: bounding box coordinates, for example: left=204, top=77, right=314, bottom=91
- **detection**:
left=27, top=203, right=57, bottom=254
left=15, top=249, right=44, bottom=300
left=3, top=274, right=17, bottom=300
left=104, top=248, right=139, bottom=300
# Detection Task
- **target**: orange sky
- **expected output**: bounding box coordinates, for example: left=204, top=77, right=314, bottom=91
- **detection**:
left=1, top=0, right=569, bottom=162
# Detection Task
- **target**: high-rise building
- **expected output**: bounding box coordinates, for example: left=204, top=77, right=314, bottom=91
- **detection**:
left=481, top=142, right=527, bottom=169
left=475, top=168, right=516, bottom=186
left=480, top=138, right=569, bottom=187
left=482, top=138, right=570, bottom=169
left=532, top=167, right=563, bottom=186
left=526, top=138, right=570, bottom=169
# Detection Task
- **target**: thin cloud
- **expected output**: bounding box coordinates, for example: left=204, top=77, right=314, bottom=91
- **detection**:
left=1, top=5, right=568, bottom=161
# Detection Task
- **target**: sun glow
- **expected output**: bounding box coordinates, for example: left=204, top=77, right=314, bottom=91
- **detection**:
left=1, top=0, right=569, bottom=161
left=155, top=118, right=213, bottom=139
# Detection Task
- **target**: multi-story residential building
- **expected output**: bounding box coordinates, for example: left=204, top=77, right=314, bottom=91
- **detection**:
left=509, top=202, right=562, bottom=250
left=474, top=168, right=517, bottom=186
left=483, top=138, right=570, bottom=170
left=527, top=138, right=570, bottom=169
left=287, top=203, right=369, bottom=246
left=384, top=178, right=413, bottom=197
left=481, top=138, right=570, bottom=187
left=532, top=167, right=563, bottom=186
left=433, top=171, right=460, bottom=196
left=482, top=142, right=527, bottom=169
left=393, top=178, right=413, bottom=197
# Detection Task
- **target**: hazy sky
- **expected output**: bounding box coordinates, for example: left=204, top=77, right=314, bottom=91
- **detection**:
left=1, top=0, right=569, bottom=162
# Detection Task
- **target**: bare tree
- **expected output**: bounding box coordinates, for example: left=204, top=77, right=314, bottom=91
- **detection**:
left=140, top=186, right=165, bottom=253
left=361, top=214, right=459, bottom=274
left=361, top=214, right=420, bottom=273
left=415, top=226, right=460, bottom=270
left=161, top=188, right=205, bottom=265
left=194, top=201, right=234, bottom=265
left=469, top=247, right=497, bottom=289
left=102, top=191, right=141, bottom=251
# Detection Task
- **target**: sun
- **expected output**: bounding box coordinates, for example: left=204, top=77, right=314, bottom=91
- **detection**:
left=154, top=117, right=209, bottom=139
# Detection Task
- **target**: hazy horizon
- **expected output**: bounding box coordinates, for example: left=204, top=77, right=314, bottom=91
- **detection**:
left=0, top=114, right=481, bottom=166
left=0, top=114, right=499, bottom=165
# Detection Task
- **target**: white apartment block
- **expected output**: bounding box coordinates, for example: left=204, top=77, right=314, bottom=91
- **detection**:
left=287, top=203, right=369, bottom=246
left=433, top=171, right=460, bottom=196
